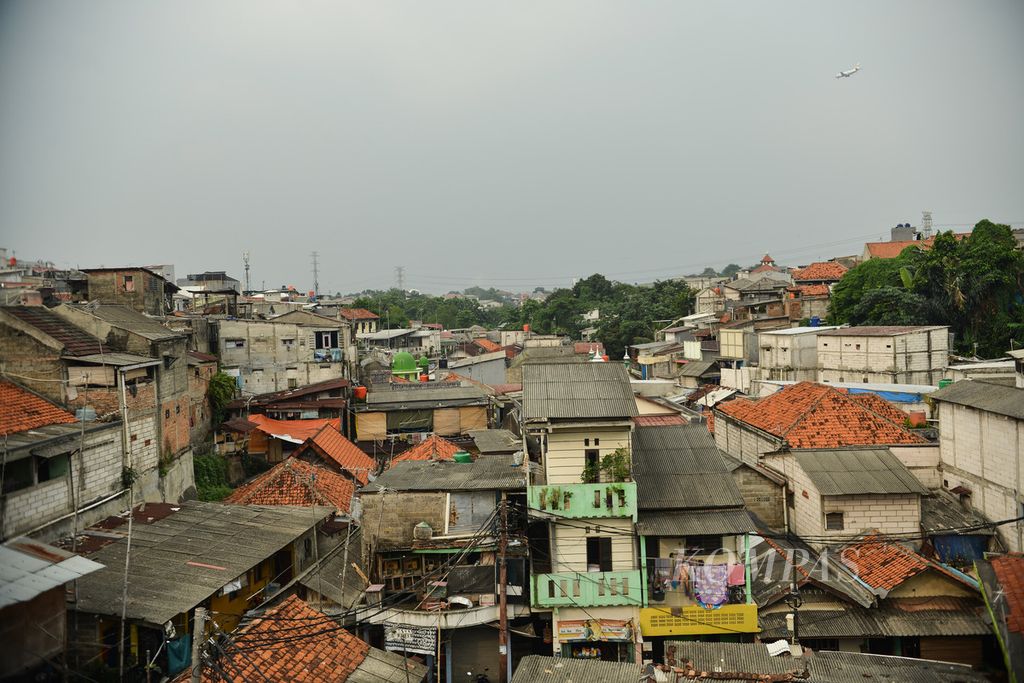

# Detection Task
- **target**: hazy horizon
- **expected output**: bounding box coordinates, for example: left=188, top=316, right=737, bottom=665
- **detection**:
left=2, top=1, right=1023, bottom=295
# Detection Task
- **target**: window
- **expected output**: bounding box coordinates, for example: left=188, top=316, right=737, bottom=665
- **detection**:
left=288, top=378, right=298, bottom=389
left=281, top=338, right=295, bottom=349
left=586, top=537, right=613, bottom=572
left=584, top=449, right=600, bottom=483
left=594, top=438, right=600, bottom=446
left=1, top=454, right=69, bottom=494
left=787, top=491, right=795, bottom=509
left=584, top=439, right=589, bottom=447
left=123, top=274, right=135, bottom=292
left=315, top=331, right=339, bottom=349
left=225, top=339, right=245, bottom=349
left=685, top=535, right=723, bottom=554
left=855, top=344, right=861, bottom=350
left=825, top=512, right=844, bottom=531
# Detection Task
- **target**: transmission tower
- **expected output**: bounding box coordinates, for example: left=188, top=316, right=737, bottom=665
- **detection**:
left=395, top=266, right=405, bottom=291
left=921, top=211, right=933, bottom=239
left=242, top=252, right=251, bottom=293
left=311, top=251, right=320, bottom=299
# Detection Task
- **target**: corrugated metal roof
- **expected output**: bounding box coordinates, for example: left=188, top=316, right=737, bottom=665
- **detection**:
left=930, top=378, right=1024, bottom=420
left=511, top=655, right=644, bottom=683
left=636, top=509, right=756, bottom=536
left=757, top=599, right=990, bottom=639
left=364, top=385, right=489, bottom=408
left=2, top=305, right=108, bottom=356
left=73, top=501, right=329, bottom=625
left=469, top=429, right=521, bottom=453
left=73, top=352, right=160, bottom=366
left=632, top=425, right=744, bottom=509
left=677, top=359, right=718, bottom=378
left=750, top=536, right=876, bottom=609
left=793, top=449, right=928, bottom=496
left=0, top=537, right=104, bottom=609
left=817, top=325, right=947, bottom=337
left=362, top=456, right=526, bottom=493
left=664, top=641, right=988, bottom=682
left=523, top=363, right=638, bottom=420
left=921, top=489, right=995, bottom=535
left=298, top=528, right=365, bottom=607
left=69, top=304, right=183, bottom=340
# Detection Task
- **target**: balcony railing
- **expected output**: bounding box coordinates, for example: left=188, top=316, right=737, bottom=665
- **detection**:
left=532, top=570, right=644, bottom=608
left=527, top=482, right=637, bottom=520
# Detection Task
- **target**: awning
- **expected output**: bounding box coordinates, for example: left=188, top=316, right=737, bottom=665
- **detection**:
left=636, top=509, right=757, bottom=537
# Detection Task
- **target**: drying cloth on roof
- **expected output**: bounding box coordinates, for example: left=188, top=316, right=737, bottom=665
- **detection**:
left=693, top=564, right=729, bottom=606
left=727, top=563, right=745, bottom=586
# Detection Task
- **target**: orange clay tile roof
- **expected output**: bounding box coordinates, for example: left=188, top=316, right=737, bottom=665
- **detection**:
left=224, top=458, right=355, bottom=512
left=181, top=595, right=371, bottom=682
left=473, top=338, right=501, bottom=352
left=841, top=537, right=929, bottom=591
left=338, top=307, right=379, bottom=320
left=633, top=414, right=688, bottom=427
left=246, top=415, right=342, bottom=443
left=0, top=380, right=77, bottom=436
left=296, top=425, right=375, bottom=485
left=865, top=239, right=933, bottom=259
left=715, top=382, right=926, bottom=449
left=705, top=409, right=715, bottom=434
left=849, top=392, right=910, bottom=426
left=750, top=263, right=783, bottom=273
left=393, top=434, right=463, bottom=464
left=791, top=261, right=848, bottom=282
left=991, top=555, right=1024, bottom=634
left=788, top=284, right=831, bottom=297
left=839, top=534, right=974, bottom=594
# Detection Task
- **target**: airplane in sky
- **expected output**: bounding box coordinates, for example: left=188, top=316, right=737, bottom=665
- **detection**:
left=835, top=63, right=861, bottom=79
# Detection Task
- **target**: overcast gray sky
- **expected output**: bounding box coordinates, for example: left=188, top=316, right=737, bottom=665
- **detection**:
left=2, top=1, right=1022, bottom=295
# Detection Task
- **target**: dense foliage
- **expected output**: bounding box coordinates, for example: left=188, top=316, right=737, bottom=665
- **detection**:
left=353, top=274, right=696, bottom=360
left=207, top=371, right=237, bottom=426
left=193, top=453, right=233, bottom=501
left=830, top=220, right=1024, bottom=357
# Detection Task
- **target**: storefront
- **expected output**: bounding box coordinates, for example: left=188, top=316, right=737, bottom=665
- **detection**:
left=557, top=619, right=636, bottom=663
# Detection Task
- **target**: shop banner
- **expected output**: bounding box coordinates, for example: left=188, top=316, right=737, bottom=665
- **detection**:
left=557, top=619, right=633, bottom=642
left=384, top=622, right=436, bottom=656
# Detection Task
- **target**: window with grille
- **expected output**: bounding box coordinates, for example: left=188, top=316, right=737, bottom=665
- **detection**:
left=825, top=512, right=844, bottom=531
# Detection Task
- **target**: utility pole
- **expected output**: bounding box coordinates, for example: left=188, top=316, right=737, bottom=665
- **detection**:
left=118, top=369, right=135, bottom=681
left=190, top=607, right=207, bottom=683
left=498, top=491, right=509, bottom=683
left=311, top=251, right=320, bottom=300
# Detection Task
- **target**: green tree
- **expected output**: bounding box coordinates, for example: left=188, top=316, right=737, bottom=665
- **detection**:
left=207, top=371, right=237, bottom=426
left=847, top=287, right=932, bottom=326
left=721, top=263, right=741, bottom=277
left=700, top=267, right=718, bottom=277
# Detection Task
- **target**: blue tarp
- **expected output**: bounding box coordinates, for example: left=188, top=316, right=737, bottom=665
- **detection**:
left=166, top=635, right=191, bottom=675
left=846, top=388, right=922, bottom=403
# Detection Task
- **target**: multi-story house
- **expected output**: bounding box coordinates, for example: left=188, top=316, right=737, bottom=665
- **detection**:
left=340, top=307, right=380, bottom=336
left=630, top=423, right=759, bottom=660
left=816, top=325, right=949, bottom=385
left=80, top=266, right=178, bottom=315
left=522, top=362, right=644, bottom=664
left=929, top=369, right=1024, bottom=551
left=211, top=314, right=349, bottom=395
left=756, top=326, right=840, bottom=382
left=0, top=305, right=194, bottom=518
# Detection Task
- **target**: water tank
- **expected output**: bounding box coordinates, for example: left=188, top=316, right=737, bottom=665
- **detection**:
left=453, top=451, right=473, bottom=463
left=75, top=407, right=97, bottom=422
left=352, top=386, right=367, bottom=401
left=938, top=379, right=953, bottom=389
left=809, top=316, right=821, bottom=327
left=413, top=522, right=433, bottom=540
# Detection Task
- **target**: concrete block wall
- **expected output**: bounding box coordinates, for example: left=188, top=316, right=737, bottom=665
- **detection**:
left=938, top=401, right=1024, bottom=552
left=550, top=517, right=635, bottom=572
left=359, top=491, right=448, bottom=554
left=821, top=493, right=920, bottom=537
left=890, top=445, right=941, bottom=490
left=713, top=418, right=778, bottom=463
left=733, top=467, right=785, bottom=530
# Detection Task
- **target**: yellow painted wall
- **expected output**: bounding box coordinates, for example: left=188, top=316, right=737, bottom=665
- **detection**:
left=545, top=427, right=631, bottom=485
left=551, top=518, right=635, bottom=572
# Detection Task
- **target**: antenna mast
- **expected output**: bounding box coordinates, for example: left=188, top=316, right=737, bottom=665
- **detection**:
left=922, top=211, right=933, bottom=239
left=242, top=251, right=251, bottom=294
left=394, top=266, right=405, bottom=292
left=311, top=251, right=320, bottom=299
